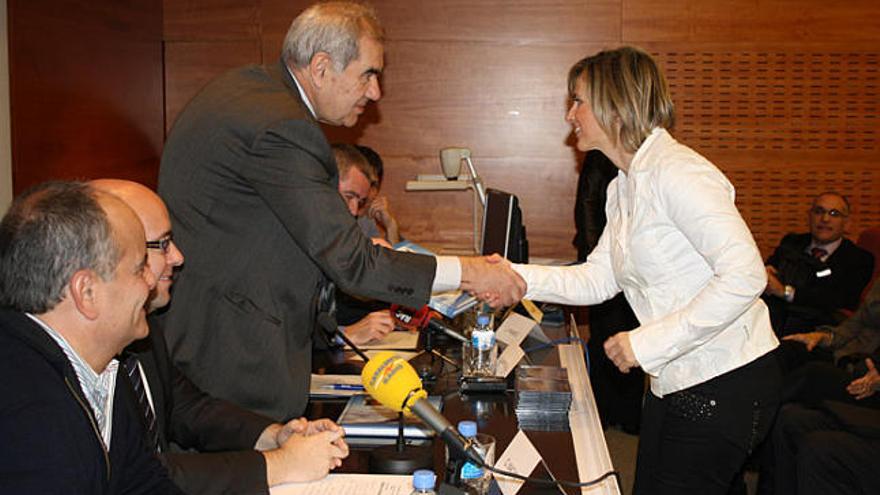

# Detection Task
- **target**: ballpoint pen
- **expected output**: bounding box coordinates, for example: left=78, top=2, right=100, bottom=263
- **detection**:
left=320, top=384, right=365, bottom=391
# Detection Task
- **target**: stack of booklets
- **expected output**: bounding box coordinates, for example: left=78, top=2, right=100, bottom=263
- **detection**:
left=514, top=365, right=572, bottom=431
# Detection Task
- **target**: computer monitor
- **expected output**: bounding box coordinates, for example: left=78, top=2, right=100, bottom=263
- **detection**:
left=480, top=188, right=528, bottom=263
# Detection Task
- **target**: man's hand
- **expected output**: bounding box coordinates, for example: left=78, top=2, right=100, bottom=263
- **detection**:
left=343, top=310, right=394, bottom=345
left=254, top=423, right=284, bottom=451
left=765, top=265, right=784, bottom=297
left=370, top=237, right=393, bottom=249
left=846, top=358, right=879, bottom=400
left=604, top=332, right=639, bottom=373
left=275, top=417, right=342, bottom=446
left=460, top=254, right=526, bottom=309
left=263, top=427, right=349, bottom=485
left=368, top=196, right=400, bottom=244
left=783, top=331, right=831, bottom=352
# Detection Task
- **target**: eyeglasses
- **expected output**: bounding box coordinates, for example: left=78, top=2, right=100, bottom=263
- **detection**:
left=810, top=206, right=848, bottom=218
left=146, top=235, right=174, bottom=253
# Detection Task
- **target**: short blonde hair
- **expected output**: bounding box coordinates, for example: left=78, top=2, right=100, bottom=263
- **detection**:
left=568, top=46, right=675, bottom=153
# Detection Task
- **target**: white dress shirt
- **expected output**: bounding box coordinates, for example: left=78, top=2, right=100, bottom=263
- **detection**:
left=512, top=128, right=778, bottom=397
left=27, top=314, right=119, bottom=447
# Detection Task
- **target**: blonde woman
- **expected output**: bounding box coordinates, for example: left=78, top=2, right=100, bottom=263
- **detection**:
left=492, top=47, right=781, bottom=493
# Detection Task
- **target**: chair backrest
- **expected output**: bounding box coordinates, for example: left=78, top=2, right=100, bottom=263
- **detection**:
left=856, top=226, right=880, bottom=297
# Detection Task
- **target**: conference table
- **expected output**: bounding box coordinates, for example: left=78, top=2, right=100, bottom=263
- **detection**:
left=308, top=317, right=621, bottom=495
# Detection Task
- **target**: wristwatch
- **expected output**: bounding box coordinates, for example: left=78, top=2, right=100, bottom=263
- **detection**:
left=783, top=284, right=795, bottom=302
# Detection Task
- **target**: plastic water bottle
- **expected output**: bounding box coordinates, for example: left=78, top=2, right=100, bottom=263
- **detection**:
left=458, top=421, right=485, bottom=494
left=470, top=314, right=496, bottom=376
left=410, top=469, right=436, bottom=495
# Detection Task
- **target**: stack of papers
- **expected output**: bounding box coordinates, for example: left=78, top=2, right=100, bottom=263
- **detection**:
left=514, top=366, right=572, bottom=431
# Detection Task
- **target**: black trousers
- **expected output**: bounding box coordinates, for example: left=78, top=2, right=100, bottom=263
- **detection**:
left=633, top=352, right=781, bottom=495
left=587, top=293, right=644, bottom=432
left=773, top=403, right=880, bottom=495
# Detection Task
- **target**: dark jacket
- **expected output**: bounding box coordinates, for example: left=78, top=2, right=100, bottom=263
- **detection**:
left=123, top=315, right=276, bottom=494
left=157, top=59, right=436, bottom=420
left=766, top=233, right=875, bottom=332
left=0, top=309, right=182, bottom=495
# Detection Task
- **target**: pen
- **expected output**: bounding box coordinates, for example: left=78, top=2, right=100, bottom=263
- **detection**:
left=320, top=384, right=365, bottom=391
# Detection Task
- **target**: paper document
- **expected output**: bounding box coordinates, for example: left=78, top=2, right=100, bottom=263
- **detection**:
left=494, top=430, right=543, bottom=495
left=495, top=345, right=525, bottom=378
left=354, top=330, right=419, bottom=350
left=496, top=313, right=538, bottom=347
left=270, top=473, right=411, bottom=495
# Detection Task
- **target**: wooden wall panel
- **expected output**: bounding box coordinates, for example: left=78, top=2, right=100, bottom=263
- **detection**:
left=163, top=0, right=880, bottom=260
left=10, top=0, right=164, bottom=191
left=164, top=0, right=259, bottom=41
left=729, top=165, right=880, bottom=257
left=623, top=0, right=880, bottom=44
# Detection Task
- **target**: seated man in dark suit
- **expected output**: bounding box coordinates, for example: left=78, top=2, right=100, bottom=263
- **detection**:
left=92, top=179, right=348, bottom=494
left=0, top=181, right=182, bottom=494
left=772, top=400, right=879, bottom=495
left=783, top=281, right=880, bottom=405
left=757, top=283, right=879, bottom=495
left=328, top=144, right=396, bottom=345
left=764, top=192, right=874, bottom=337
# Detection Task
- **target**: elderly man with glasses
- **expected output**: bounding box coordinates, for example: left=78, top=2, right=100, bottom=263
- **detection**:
left=763, top=192, right=874, bottom=354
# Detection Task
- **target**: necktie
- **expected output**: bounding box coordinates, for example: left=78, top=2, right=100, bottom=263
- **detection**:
left=811, top=247, right=828, bottom=260
left=123, top=354, right=160, bottom=452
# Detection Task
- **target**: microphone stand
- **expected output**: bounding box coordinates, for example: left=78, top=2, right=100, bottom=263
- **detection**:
left=322, top=313, right=434, bottom=474
left=414, top=319, right=466, bottom=382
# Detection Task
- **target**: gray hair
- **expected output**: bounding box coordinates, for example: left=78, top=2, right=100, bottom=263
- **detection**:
left=282, top=1, right=384, bottom=72
left=0, top=181, right=120, bottom=314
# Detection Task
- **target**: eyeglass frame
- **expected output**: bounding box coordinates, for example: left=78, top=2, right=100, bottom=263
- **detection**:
left=809, top=206, right=848, bottom=218
left=145, top=234, right=174, bottom=253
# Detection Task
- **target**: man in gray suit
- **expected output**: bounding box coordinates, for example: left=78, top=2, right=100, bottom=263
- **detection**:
left=157, top=1, right=522, bottom=420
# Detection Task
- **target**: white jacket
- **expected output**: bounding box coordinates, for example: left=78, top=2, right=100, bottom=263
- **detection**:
left=513, top=128, right=778, bottom=397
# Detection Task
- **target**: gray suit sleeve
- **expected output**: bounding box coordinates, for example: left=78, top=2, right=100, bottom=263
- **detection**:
left=242, top=120, right=436, bottom=307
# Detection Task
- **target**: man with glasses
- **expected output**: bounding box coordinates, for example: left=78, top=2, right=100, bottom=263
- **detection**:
left=92, top=180, right=348, bottom=494
left=0, top=181, right=183, bottom=494
left=764, top=192, right=874, bottom=344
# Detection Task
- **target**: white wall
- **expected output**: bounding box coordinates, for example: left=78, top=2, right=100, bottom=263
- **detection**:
left=0, top=0, right=12, bottom=214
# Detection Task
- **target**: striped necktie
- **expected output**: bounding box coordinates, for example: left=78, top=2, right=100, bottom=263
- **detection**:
left=123, top=354, right=160, bottom=452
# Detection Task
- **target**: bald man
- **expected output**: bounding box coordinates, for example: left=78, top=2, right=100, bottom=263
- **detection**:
left=92, top=180, right=348, bottom=494
left=764, top=193, right=874, bottom=337
left=0, top=181, right=182, bottom=494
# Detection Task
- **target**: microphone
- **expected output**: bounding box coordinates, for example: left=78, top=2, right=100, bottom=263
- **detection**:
left=316, top=311, right=370, bottom=362
left=361, top=351, right=483, bottom=465
left=391, top=305, right=468, bottom=343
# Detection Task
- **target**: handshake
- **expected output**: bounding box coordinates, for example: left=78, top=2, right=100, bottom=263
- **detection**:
left=460, top=254, right=527, bottom=308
